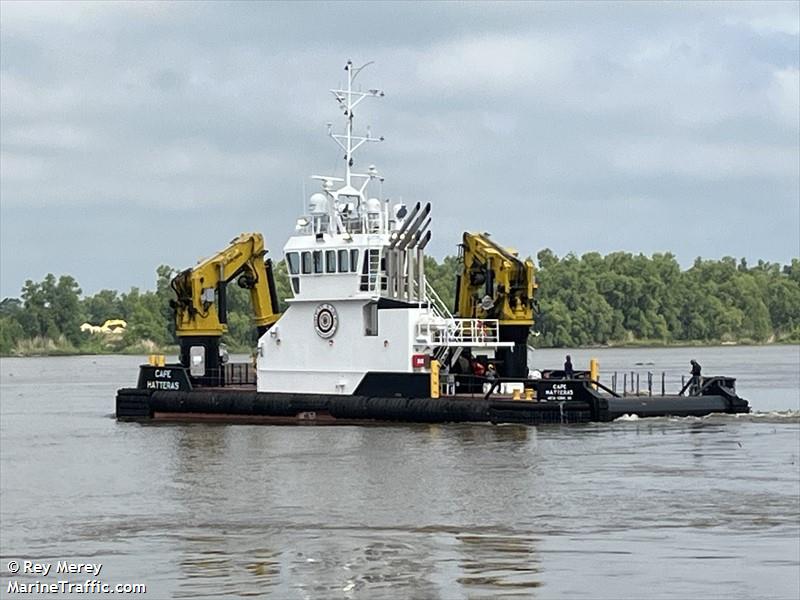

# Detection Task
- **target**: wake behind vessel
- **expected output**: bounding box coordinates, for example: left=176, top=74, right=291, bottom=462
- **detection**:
left=116, top=62, right=749, bottom=425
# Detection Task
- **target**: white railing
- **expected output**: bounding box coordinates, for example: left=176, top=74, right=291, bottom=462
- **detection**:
left=361, top=251, right=450, bottom=319
left=416, top=318, right=503, bottom=347
left=424, top=281, right=452, bottom=319
left=405, top=279, right=452, bottom=318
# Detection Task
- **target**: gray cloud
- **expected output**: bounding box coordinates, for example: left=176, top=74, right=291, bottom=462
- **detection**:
left=1, top=0, right=798, bottom=297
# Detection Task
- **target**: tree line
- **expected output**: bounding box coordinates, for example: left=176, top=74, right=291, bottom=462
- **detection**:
left=527, top=251, right=800, bottom=347
left=1, top=251, right=798, bottom=355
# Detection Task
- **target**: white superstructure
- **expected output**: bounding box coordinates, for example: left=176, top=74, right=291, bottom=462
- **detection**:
left=257, top=61, right=510, bottom=395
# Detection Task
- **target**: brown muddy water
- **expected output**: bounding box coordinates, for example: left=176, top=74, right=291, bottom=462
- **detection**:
left=1, top=346, right=798, bottom=598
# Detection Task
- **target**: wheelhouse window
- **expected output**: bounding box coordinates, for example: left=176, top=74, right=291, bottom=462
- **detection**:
left=313, top=250, right=323, bottom=274
left=301, top=251, right=312, bottom=274
left=286, top=252, right=300, bottom=275
left=350, top=249, right=359, bottom=273
left=338, top=249, right=349, bottom=273
left=325, top=250, right=336, bottom=273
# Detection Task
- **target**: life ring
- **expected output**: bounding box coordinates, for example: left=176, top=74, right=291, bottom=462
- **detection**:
left=314, top=303, right=338, bottom=339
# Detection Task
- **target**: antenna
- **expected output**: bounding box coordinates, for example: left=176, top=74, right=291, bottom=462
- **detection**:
left=328, top=60, right=384, bottom=190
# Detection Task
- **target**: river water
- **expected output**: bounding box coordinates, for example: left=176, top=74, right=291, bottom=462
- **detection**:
left=1, top=346, right=798, bottom=599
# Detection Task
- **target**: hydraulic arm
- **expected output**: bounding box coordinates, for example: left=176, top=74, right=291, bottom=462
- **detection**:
left=170, top=232, right=281, bottom=385
left=454, top=232, right=537, bottom=377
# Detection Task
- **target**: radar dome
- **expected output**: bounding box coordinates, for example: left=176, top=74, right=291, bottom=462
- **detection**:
left=309, top=193, right=327, bottom=215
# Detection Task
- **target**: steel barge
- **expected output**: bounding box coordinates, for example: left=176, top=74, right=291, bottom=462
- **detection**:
left=116, top=61, right=749, bottom=425
left=117, top=365, right=749, bottom=425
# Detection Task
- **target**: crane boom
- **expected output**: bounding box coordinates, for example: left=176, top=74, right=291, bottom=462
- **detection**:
left=170, top=232, right=281, bottom=385
left=454, top=232, right=537, bottom=377
left=455, top=232, right=536, bottom=324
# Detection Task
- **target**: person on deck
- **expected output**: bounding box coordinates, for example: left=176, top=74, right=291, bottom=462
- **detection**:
left=690, top=359, right=702, bottom=394
left=564, top=355, right=574, bottom=378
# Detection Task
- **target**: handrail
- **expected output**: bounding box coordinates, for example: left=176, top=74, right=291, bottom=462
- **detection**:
left=684, top=376, right=731, bottom=397
left=417, top=318, right=501, bottom=346
left=424, top=280, right=453, bottom=318
left=679, top=376, right=707, bottom=396
left=590, top=379, right=620, bottom=398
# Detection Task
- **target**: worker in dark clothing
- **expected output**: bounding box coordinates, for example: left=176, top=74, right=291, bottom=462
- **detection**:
left=690, top=359, right=702, bottom=394
left=564, top=355, right=574, bottom=378
left=454, top=349, right=472, bottom=375
left=690, top=360, right=702, bottom=377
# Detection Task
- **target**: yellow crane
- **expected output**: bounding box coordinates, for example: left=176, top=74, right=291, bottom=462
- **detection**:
left=454, top=232, right=537, bottom=377
left=170, top=232, right=281, bottom=385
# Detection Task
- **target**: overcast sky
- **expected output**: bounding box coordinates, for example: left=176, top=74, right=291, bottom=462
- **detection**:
left=1, top=1, right=798, bottom=298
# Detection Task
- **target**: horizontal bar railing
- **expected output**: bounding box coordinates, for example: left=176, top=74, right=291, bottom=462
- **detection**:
left=417, top=318, right=501, bottom=346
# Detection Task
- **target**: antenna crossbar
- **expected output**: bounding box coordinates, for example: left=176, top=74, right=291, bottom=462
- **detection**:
left=326, top=60, right=384, bottom=189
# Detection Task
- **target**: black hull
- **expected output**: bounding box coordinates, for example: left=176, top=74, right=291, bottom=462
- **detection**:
left=116, top=387, right=749, bottom=426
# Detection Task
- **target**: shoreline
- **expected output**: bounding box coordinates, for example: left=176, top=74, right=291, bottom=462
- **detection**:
left=2, top=340, right=797, bottom=359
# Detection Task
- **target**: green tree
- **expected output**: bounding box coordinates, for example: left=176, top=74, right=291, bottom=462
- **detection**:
left=51, top=275, right=85, bottom=344
left=766, top=277, right=800, bottom=337
left=424, top=255, right=458, bottom=312
left=119, top=287, right=171, bottom=346
left=4, top=249, right=800, bottom=355
left=155, top=265, right=178, bottom=343
left=0, top=316, right=24, bottom=353
left=19, top=276, right=58, bottom=339
left=83, top=289, right=121, bottom=325
left=0, top=298, right=22, bottom=317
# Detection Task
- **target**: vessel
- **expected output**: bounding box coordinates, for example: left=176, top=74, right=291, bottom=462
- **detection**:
left=116, top=62, right=750, bottom=425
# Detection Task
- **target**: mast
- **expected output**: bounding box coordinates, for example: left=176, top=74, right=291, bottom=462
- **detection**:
left=328, top=60, right=384, bottom=192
